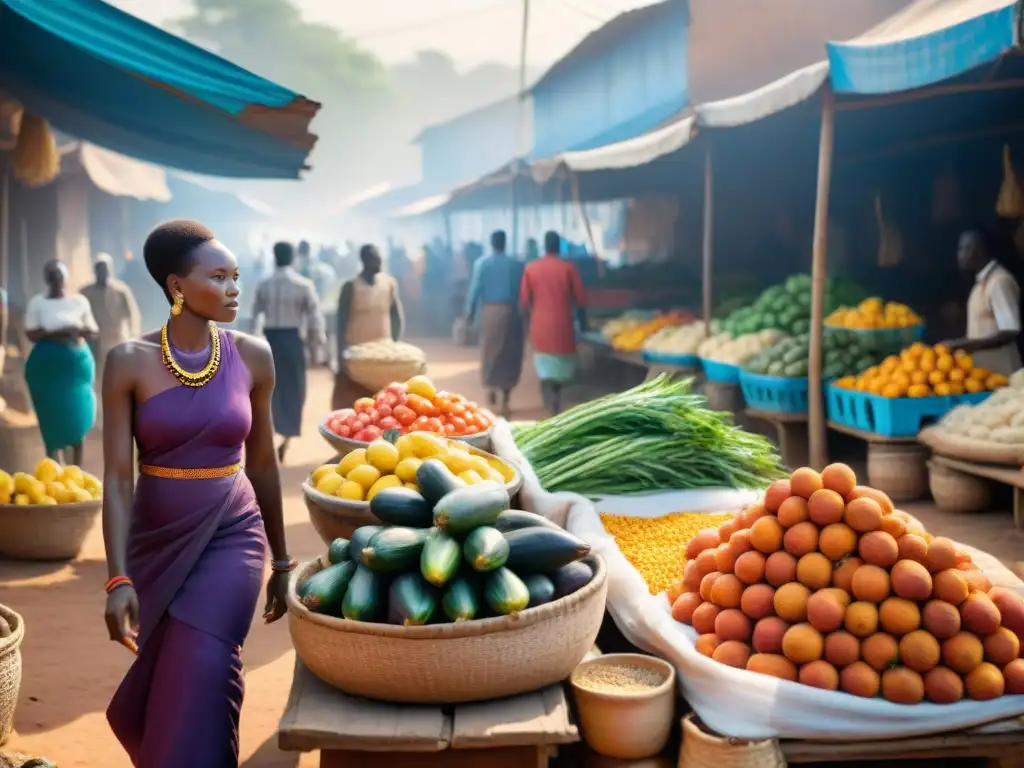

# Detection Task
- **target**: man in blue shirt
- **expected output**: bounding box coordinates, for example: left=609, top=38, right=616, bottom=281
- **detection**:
left=465, top=230, right=525, bottom=418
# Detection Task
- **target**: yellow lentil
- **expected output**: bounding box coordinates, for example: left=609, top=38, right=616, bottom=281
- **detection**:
left=572, top=662, right=668, bottom=693
left=599, top=511, right=732, bottom=595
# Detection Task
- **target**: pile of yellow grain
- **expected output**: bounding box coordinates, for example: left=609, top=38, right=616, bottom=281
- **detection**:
left=599, top=511, right=732, bottom=595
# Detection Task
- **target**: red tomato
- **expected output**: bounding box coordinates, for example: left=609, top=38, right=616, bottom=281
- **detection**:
left=357, top=425, right=382, bottom=442
left=474, top=413, right=492, bottom=430
left=349, top=418, right=366, bottom=432
left=436, top=398, right=455, bottom=414
left=443, top=423, right=456, bottom=435
left=336, top=424, right=352, bottom=438
left=393, top=405, right=416, bottom=427
left=452, top=403, right=467, bottom=417
left=385, top=383, right=406, bottom=397
left=333, top=408, right=356, bottom=420
left=379, top=416, right=399, bottom=430
left=407, top=394, right=439, bottom=417
left=362, top=408, right=380, bottom=425
left=450, top=416, right=468, bottom=434
left=449, top=392, right=466, bottom=403
left=376, top=404, right=393, bottom=419
left=465, top=425, right=480, bottom=435
left=425, top=417, right=444, bottom=433
left=413, top=416, right=431, bottom=431
left=354, top=397, right=375, bottom=413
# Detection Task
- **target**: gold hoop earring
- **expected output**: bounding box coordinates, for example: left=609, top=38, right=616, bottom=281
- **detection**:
left=170, top=292, right=184, bottom=317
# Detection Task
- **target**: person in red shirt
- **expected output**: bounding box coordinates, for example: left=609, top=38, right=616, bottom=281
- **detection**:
left=520, top=231, right=587, bottom=414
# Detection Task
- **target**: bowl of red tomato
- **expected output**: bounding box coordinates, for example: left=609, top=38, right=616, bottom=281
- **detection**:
left=320, top=375, right=496, bottom=454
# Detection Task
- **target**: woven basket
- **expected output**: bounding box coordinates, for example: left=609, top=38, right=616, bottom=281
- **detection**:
left=318, top=421, right=493, bottom=455
left=867, top=442, right=928, bottom=502
left=0, top=500, right=101, bottom=561
left=678, top=714, right=783, bottom=768
left=345, top=358, right=426, bottom=394
left=0, top=605, right=24, bottom=746
left=927, top=461, right=992, bottom=514
left=287, top=555, right=607, bottom=703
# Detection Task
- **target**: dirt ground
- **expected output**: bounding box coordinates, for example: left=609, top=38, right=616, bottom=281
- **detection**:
left=0, top=339, right=1022, bottom=767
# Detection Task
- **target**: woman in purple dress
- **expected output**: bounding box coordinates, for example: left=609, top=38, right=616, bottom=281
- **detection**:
left=101, top=220, right=293, bottom=767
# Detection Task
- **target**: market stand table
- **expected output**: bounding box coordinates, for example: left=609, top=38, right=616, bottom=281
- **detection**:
left=827, top=420, right=929, bottom=502
left=929, top=455, right=1024, bottom=531
left=744, top=408, right=809, bottom=469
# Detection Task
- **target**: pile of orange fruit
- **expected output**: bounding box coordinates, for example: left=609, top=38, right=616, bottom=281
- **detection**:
left=833, top=343, right=1009, bottom=398
left=668, top=464, right=1024, bottom=704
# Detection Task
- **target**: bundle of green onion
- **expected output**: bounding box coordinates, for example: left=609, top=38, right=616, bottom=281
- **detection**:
left=512, top=375, right=785, bottom=495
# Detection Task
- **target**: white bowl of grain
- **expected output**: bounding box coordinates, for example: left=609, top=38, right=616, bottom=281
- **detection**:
left=569, top=653, right=676, bottom=759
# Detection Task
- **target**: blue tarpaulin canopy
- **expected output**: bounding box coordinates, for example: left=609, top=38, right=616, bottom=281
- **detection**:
left=0, top=0, right=320, bottom=178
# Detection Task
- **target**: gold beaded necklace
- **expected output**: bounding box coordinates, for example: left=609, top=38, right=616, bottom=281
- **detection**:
left=160, top=321, right=221, bottom=388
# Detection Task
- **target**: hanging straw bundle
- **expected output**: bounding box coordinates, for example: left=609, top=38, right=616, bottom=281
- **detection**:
left=996, top=144, right=1024, bottom=219
left=12, top=112, right=59, bottom=188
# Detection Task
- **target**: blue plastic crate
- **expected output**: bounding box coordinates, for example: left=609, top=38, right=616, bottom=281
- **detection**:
left=739, top=372, right=809, bottom=413
left=700, top=358, right=741, bottom=384
left=643, top=350, right=700, bottom=367
left=825, top=385, right=992, bottom=437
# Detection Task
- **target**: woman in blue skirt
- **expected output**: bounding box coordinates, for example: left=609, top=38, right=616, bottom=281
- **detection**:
left=24, top=260, right=99, bottom=465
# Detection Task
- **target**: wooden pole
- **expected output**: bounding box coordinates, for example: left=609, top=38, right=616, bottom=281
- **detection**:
left=511, top=0, right=530, bottom=256
left=701, top=141, right=714, bottom=335
left=808, top=86, right=836, bottom=470
left=0, top=156, right=8, bottom=355
left=18, top=214, right=29, bottom=356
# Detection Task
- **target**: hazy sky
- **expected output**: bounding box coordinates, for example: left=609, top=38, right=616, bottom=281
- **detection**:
left=109, top=0, right=661, bottom=69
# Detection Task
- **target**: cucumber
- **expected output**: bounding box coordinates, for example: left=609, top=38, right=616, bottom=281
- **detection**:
left=442, top=575, right=481, bottom=621
left=350, top=525, right=383, bottom=557
left=484, top=568, right=530, bottom=615
left=327, top=537, right=351, bottom=565
left=362, top=527, right=430, bottom=572
left=370, top=487, right=433, bottom=527
left=342, top=565, right=384, bottom=621
left=387, top=573, right=437, bottom=626
left=299, top=561, right=356, bottom=615
left=494, top=509, right=563, bottom=533
left=523, top=573, right=557, bottom=607
left=420, top=528, right=462, bottom=586
left=432, top=482, right=510, bottom=536
left=416, top=458, right=467, bottom=506
left=503, top=527, right=591, bottom=573
left=551, top=560, right=593, bottom=598
left=463, top=526, right=509, bottom=572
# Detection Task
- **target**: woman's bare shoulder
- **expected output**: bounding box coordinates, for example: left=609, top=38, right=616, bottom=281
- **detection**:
left=227, top=330, right=273, bottom=381
left=105, top=336, right=160, bottom=371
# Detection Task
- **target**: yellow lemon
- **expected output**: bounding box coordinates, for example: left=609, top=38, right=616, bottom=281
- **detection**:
left=458, top=470, right=484, bottom=485
left=947, top=368, right=966, bottom=383
left=907, top=384, right=930, bottom=398
left=443, top=451, right=475, bottom=475
left=405, top=375, right=438, bottom=400
left=933, top=343, right=951, bottom=357
left=946, top=382, right=965, bottom=395
left=311, top=464, right=337, bottom=486
left=965, top=378, right=984, bottom=393
left=483, top=467, right=506, bottom=484
left=404, top=482, right=420, bottom=492
left=12, top=472, right=34, bottom=496
left=337, top=481, right=365, bottom=501
left=366, top=440, right=400, bottom=473
left=928, top=370, right=946, bottom=387
left=337, top=448, right=368, bottom=477
left=970, top=368, right=990, bottom=382
left=316, top=472, right=345, bottom=496
left=27, top=479, right=47, bottom=503
left=0, top=492, right=10, bottom=504
left=13, top=494, right=30, bottom=505
left=933, top=382, right=951, bottom=396
left=71, top=486, right=92, bottom=502
left=0, top=470, right=11, bottom=497
left=394, top=457, right=423, bottom=484
left=486, top=457, right=513, bottom=481
left=407, top=431, right=448, bottom=459
left=880, top=382, right=904, bottom=398
left=61, top=465, right=85, bottom=487
left=38, top=495, right=57, bottom=505
left=46, top=481, right=70, bottom=504
left=447, top=439, right=471, bottom=453
left=910, top=371, right=928, bottom=386
left=466, top=456, right=491, bottom=476
left=936, top=354, right=954, bottom=373
left=81, top=472, right=102, bottom=495
left=347, top=464, right=382, bottom=490
left=394, top=433, right=418, bottom=459
left=34, top=458, right=62, bottom=484
left=366, top=474, right=402, bottom=501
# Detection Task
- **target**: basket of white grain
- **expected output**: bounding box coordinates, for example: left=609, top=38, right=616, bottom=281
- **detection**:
left=344, top=339, right=427, bottom=393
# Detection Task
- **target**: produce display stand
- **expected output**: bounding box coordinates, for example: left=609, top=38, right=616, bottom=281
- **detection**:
left=578, top=338, right=649, bottom=392
left=929, top=455, right=1024, bottom=531
left=278, top=659, right=580, bottom=768
left=827, top=420, right=928, bottom=502
left=744, top=408, right=808, bottom=469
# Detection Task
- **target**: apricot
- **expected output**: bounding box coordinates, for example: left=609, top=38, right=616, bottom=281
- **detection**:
left=819, top=523, right=857, bottom=561
left=847, top=486, right=894, bottom=516
left=774, top=582, right=811, bottom=623
left=880, top=515, right=908, bottom=540
left=840, top=661, right=881, bottom=698
left=695, top=549, right=719, bottom=577
left=699, top=571, right=722, bottom=602
left=734, top=551, right=767, bottom=585
left=832, top=557, right=863, bottom=593
left=807, top=590, right=847, bottom=633
left=960, top=592, right=1002, bottom=636
left=750, top=516, right=784, bottom=554
left=752, top=616, right=790, bottom=654
left=845, top=601, right=879, bottom=638
left=961, top=570, right=993, bottom=594
left=712, top=640, right=752, bottom=669
left=763, top=480, right=792, bottom=513
left=942, top=632, right=984, bottom=674
left=691, top=602, right=721, bottom=635
left=740, top=583, right=776, bottom=620
left=672, top=592, right=703, bottom=624
left=925, top=538, right=958, bottom=573
left=861, top=632, right=899, bottom=671
left=765, top=551, right=798, bottom=587
left=821, top=462, right=857, bottom=497
left=896, top=534, right=929, bottom=564
left=713, top=544, right=736, bottom=574
left=746, top=653, right=798, bottom=681
left=777, top=496, right=810, bottom=528
left=727, top=529, right=754, bottom=557
left=882, top=667, right=925, bottom=704
left=695, top=633, right=721, bottom=657
left=718, top=518, right=740, bottom=544
left=796, top=553, right=832, bottom=590
left=878, top=597, right=921, bottom=636
left=682, top=561, right=704, bottom=593
left=924, top=666, right=964, bottom=704
left=686, top=528, right=722, bottom=559
left=820, top=587, right=852, bottom=608
left=983, top=627, right=1020, bottom=666
left=965, top=662, right=1005, bottom=701
left=738, top=502, right=767, bottom=529
left=783, top=521, right=819, bottom=557
left=800, top=660, right=840, bottom=691
left=844, top=497, right=883, bottom=533
left=715, top=608, right=753, bottom=643
left=824, top=630, right=861, bottom=668
left=859, top=531, right=899, bottom=568
left=988, top=587, right=1024, bottom=638
left=782, top=622, right=824, bottom=665
left=891, top=560, right=933, bottom=602
left=668, top=579, right=686, bottom=605
left=922, top=600, right=962, bottom=640
left=851, top=564, right=891, bottom=603
left=807, top=489, right=845, bottom=526
left=1003, top=659, right=1024, bottom=695
left=790, top=467, right=824, bottom=499
left=932, top=569, right=969, bottom=606
left=899, top=630, right=941, bottom=673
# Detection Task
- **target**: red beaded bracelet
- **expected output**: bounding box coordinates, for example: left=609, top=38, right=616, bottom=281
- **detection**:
left=105, top=575, right=133, bottom=594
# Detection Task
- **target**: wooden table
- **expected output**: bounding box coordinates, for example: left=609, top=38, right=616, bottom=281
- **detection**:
left=279, top=660, right=580, bottom=767
left=930, top=455, right=1024, bottom=530
left=745, top=409, right=809, bottom=469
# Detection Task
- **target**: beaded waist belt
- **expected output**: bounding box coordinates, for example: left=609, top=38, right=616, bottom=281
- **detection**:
left=139, top=463, right=241, bottom=480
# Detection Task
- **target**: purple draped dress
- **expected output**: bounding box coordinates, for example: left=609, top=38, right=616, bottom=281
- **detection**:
left=107, top=330, right=267, bottom=767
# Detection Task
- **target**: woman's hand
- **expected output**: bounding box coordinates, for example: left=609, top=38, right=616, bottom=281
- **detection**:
left=104, top=585, right=139, bottom=651
left=264, top=570, right=290, bottom=624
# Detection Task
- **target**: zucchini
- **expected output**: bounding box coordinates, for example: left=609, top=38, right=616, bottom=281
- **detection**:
left=370, top=487, right=433, bottom=527
left=494, top=509, right=563, bottom=533
left=523, top=573, right=556, bottom=607
left=504, top=527, right=591, bottom=573
left=362, top=527, right=430, bottom=572
left=387, top=573, right=437, bottom=626
left=463, top=526, right=510, bottom=572
left=551, top=560, right=593, bottom=598
left=484, top=568, right=530, bottom=615
left=420, top=528, right=462, bottom=586
left=341, top=565, right=383, bottom=621
left=416, top=458, right=466, bottom=506
left=442, top=575, right=480, bottom=621
left=432, top=482, right=510, bottom=535
left=299, top=561, right=356, bottom=615
left=350, top=525, right=383, bottom=557
left=327, top=537, right=351, bottom=565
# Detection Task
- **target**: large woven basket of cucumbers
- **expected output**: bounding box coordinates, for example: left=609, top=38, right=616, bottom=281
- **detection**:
left=287, top=477, right=608, bottom=704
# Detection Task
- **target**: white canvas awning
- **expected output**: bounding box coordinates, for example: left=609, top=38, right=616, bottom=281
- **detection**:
left=697, top=61, right=829, bottom=127
left=60, top=141, right=172, bottom=201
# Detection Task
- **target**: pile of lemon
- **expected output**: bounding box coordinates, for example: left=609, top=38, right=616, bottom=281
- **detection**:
left=0, top=459, right=102, bottom=505
left=826, top=298, right=922, bottom=330
left=309, top=431, right=514, bottom=503
left=834, top=343, right=1009, bottom=398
